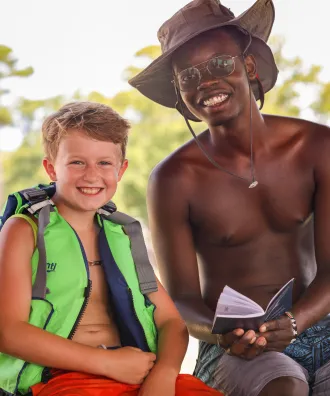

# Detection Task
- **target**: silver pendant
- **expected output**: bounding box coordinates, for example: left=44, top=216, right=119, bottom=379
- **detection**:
left=249, top=181, right=258, bottom=189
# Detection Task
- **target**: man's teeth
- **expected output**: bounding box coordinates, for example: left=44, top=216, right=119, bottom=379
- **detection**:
left=203, top=94, right=228, bottom=107
left=79, top=187, right=101, bottom=195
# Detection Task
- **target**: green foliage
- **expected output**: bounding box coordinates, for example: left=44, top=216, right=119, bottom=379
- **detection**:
left=311, top=82, right=330, bottom=120
left=1, top=38, right=330, bottom=220
left=0, top=46, right=34, bottom=128
left=2, top=133, right=48, bottom=198
left=0, top=107, right=12, bottom=126
left=263, top=36, right=323, bottom=117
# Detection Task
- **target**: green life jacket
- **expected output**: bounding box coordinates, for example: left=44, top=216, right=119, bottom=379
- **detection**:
left=0, top=185, right=158, bottom=395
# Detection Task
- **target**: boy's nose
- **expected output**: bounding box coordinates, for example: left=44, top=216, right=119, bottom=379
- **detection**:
left=83, top=167, right=99, bottom=182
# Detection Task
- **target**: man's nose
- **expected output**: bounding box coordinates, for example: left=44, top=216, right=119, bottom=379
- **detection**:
left=197, top=69, right=219, bottom=91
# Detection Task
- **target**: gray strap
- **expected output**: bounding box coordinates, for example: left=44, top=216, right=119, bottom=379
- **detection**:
left=32, top=205, right=51, bottom=299
left=105, top=211, right=158, bottom=295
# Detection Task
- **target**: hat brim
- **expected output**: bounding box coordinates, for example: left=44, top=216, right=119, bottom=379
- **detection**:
left=129, top=14, right=279, bottom=121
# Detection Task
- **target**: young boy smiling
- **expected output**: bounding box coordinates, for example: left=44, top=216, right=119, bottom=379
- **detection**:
left=0, top=102, right=221, bottom=396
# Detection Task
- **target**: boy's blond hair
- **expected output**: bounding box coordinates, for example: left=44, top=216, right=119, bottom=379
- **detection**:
left=42, top=102, right=130, bottom=161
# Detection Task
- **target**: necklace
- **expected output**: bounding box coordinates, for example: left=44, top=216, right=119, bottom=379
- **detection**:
left=88, top=260, right=102, bottom=266
left=174, top=39, right=259, bottom=189
left=178, top=86, right=258, bottom=189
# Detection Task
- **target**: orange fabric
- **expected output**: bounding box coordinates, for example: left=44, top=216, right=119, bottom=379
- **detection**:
left=31, top=369, right=222, bottom=396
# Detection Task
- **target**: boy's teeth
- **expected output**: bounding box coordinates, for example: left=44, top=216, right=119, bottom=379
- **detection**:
left=203, top=94, right=228, bottom=107
left=79, top=187, right=101, bottom=195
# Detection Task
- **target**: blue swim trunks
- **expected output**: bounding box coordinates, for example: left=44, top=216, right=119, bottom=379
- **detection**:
left=284, top=319, right=330, bottom=380
left=194, top=316, right=330, bottom=387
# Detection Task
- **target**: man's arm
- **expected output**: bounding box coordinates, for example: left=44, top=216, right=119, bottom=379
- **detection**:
left=260, top=124, right=330, bottom=348
left=148, top=159, right=265, bottom=359
left=147, top=161, right=217, bottom=344
left=293, top=125, right=330, bottom=332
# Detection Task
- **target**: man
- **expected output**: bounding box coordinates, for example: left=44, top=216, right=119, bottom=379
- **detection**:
left=129, top=0, right=330, bottom=395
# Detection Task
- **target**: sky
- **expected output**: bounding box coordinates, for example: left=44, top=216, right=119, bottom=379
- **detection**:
left=1, top=0, right=329, bottom=152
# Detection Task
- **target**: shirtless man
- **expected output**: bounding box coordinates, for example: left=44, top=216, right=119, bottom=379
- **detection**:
left=129, top=0, right=330, bottom=395
left=0, top=102, right=220, bottom=396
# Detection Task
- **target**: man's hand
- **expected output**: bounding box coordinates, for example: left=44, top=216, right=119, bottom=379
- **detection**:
left=138, top=364, right=177, bottom=396
left=223, top=329, right=267, bottom=360
left=259, top=315, right=296, bottom=352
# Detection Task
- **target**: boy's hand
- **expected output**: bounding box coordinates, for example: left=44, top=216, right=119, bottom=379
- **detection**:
left=138, top=364, right=177, bottom=396
left=101, top=346, right=156, bottom=384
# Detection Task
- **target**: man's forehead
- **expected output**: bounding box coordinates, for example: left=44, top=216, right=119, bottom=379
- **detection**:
left=172, top=28, right=240, bottom=68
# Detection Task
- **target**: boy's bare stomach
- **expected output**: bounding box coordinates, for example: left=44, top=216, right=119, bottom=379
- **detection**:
left=72, top=300, right=121, bottom=348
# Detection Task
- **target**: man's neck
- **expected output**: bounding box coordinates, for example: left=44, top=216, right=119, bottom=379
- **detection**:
left=208, top=102, right=267, bottom=155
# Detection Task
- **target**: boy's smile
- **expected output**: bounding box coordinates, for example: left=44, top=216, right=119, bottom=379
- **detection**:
left=77, top=187, right=104, bottom=196
left=43, top=129, right=128, bottom=213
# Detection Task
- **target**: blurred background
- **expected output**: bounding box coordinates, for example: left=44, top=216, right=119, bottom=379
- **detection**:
left=1, top=0, right=330, bottom=373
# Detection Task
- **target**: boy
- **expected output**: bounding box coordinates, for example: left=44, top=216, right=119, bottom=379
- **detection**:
left=0, top=102, right=221, bottom=396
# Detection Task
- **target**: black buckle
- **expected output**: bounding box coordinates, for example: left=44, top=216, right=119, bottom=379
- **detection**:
left=102, top=201, right=117, bottom=214
left=22, top=189, right=48, bottom=204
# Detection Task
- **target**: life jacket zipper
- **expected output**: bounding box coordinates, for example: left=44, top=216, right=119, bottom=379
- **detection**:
left=128, top=288, right=149, bottom=351
left=67, top=279, right=92, bottom=340
left=67, top=228, right=91, bottom=340
left=41, top=232, right=92, bottom=384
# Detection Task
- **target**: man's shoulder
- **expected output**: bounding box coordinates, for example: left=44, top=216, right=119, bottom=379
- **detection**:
left=290, top=117, right=330, bottom=149
left=266, top=113, right=327, bottom=130
left=150, top=132, right=206, bottom=186
left=265, top=114, right=330, bottom=145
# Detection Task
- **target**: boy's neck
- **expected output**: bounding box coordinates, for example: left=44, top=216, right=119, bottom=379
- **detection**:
left=53, top=197, right=98, bottom=232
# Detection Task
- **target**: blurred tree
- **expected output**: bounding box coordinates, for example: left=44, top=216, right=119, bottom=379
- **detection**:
left=263, top=36, right=324, bottom=117
left=2, top=132, right=48, bottom=200
left=311, top=82, right=330, bottom=124
left=0, top=45, right=34, bottom=126
left=0, top=45, right=68, bottom=205
left=0, top=45, right=34, bottom=205
left=2, top=38, right=330, bottom=219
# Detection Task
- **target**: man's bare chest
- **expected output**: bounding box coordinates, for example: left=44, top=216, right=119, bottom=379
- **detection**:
left=189, top=164, right=314, bottom=246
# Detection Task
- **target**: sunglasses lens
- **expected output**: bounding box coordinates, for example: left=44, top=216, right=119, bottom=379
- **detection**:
left=177, top=67, right=200, bottom=91
left=208, top=56, right=235, bottom=77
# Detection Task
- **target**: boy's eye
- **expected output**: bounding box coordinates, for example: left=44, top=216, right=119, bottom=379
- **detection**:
left=70, top=160, right=84, bottom=165
left=99, top=161, right=112, bottom=166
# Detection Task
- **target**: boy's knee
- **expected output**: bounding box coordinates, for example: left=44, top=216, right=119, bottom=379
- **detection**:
left=259, top=376, right=309, bottom=396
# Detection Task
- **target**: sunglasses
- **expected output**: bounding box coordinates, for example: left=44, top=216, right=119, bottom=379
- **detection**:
left=174, top=54, right=241, bottom=92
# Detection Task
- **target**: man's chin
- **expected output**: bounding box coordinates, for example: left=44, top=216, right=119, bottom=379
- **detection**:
left=189, top=105, right=238, bottom=127
left=198, top=111, right=235, bottom=127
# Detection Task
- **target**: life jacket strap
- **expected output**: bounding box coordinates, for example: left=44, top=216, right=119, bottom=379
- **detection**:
left=98, top=208, right=158, bottom=295
left=32, top=203, right=54, bottom=299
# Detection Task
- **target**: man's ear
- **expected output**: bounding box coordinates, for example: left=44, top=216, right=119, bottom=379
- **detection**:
left=244, top=54, right=257, bottom=81
left=43, top=157, right=57, bottom=181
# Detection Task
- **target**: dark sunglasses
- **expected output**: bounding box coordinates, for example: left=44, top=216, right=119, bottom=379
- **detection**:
left=173, top=54, right=241, bottom=92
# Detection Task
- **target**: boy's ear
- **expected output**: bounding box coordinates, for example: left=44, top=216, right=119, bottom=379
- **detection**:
left=118, top=159, right=128, bottom=182
left=43, top=157, right=57, bottom=181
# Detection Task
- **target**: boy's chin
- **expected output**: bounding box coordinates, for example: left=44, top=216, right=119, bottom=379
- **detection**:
left=74, top=201, right=108, bottom=213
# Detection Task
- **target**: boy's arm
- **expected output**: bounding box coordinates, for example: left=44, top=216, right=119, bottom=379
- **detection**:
left=149, top=279, right=189, bottom=374
left=138, top=279, right=189, bottom=395
left=0, top=218, right=155, bottom=384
